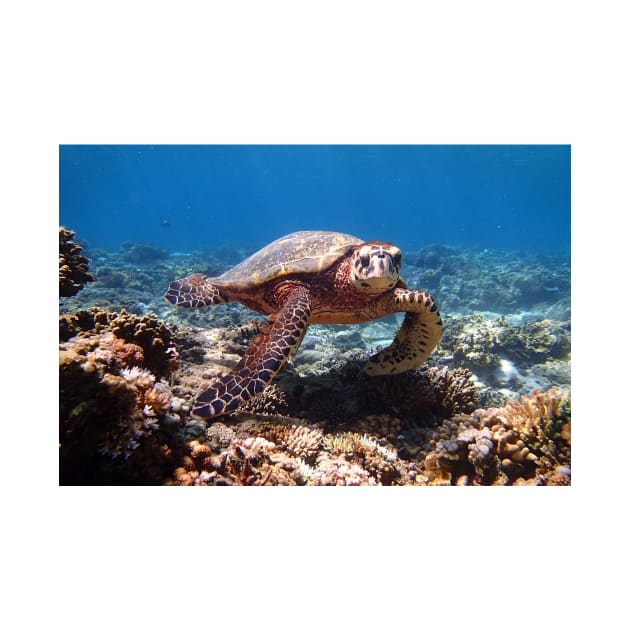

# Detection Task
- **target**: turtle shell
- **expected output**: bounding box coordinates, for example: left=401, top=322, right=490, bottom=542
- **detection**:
left=211, top=230, right=362, bottom=289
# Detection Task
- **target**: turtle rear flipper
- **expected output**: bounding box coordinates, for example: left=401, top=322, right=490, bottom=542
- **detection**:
left=192, top=284, right=312, bottom=419
left=366, top=289, right=443, bottom=375
left=164, top=273, right=230, bottom=308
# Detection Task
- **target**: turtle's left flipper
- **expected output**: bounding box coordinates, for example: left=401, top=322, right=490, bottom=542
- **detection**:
left=366, top=289, right=443, bottom=375
left=192, top=285, right=311, bottom=419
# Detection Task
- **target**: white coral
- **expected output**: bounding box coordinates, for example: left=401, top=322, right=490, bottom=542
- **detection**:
left=359, top=434, right=398, bottom=461
left=120, top=366, right=155, bottom=388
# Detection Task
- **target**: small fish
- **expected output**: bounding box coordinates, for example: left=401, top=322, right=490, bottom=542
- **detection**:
left=160, top=219, right=171, bottom=228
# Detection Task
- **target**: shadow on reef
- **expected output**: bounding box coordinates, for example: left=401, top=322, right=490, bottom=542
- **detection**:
left=163, top=320, right=571, bottom=486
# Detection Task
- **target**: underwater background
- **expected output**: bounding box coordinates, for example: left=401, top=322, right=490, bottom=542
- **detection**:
left=59, top=145, right=571, bottom=485
left=59, top=145, right=570, bottom=254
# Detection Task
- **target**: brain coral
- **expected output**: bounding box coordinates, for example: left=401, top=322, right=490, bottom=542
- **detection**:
left=59, top=227, right=96, bottom=297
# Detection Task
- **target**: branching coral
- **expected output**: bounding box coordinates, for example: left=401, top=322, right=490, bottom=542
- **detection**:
left=60, top=307, right=180, bottom=377
left=97, top=368, right=163, bottom=460
left=319, top=431, right=401, bottom=485
left=373, top=365, right=478, bottom=419
left=439, top=315, right=570, bottom=373
left=419, top=388, right=571, bottom=485
left=171, top=436, right=293, bottom=486
left=238, top=384, right=288, bottom=415
left=59, top=329, right=179, bottom=484
left=349, top=414, right=401, bottom=443
left=427, top=366, right=479, bottom=416
left=167, top=415, right=406, bottom=486
left=308, top=456, right=377, bottom=486
left=206, top=422, right=236, bottom=449
left=59, top=227, right=95, bottom=297
left=484, top=388, right=571, bottom=480
left=285, top=425, right=324, bottom=460
left=236, top=416, right=324, bottom=462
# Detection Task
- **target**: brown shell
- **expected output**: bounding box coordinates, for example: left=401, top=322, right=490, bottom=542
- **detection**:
left=210, top=230, right=362, bottom=289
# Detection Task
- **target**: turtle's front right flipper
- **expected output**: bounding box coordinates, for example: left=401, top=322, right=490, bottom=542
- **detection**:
left=164, top=273, right=230, bottom=308
left=366, top=289, right=443, bottom=375
left=192, top=284, right=311, bottom=419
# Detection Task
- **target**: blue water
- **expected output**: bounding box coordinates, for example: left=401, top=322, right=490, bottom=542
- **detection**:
left=59, top=145, right=570, bottom=254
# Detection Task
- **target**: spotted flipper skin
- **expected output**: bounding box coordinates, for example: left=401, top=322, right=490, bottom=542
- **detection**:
left=164, top=274, right=229, bottom=308
left=192, top=285, right=311, bottom=419
left=366, top=289, right=443, bottom=375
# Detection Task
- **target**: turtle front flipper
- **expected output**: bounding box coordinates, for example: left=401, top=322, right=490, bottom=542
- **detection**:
left=164, top=273, right=230, bottom=308
left=192, top=284, right=312, bottom=419
left=366, top=289, right=443, bottom=375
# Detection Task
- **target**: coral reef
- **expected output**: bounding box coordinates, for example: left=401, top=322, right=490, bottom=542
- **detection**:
left=120, top=241, right=168, bottom=263
left=237, top=416, right=324, bottom=461
left=436, top=314, right=571, bottom=403
left=238, top=384, right=288, bottom=415
left=59, top=307, right=179, bottom=377
left=419, top=388, right=571, bottom=485
left=95, top=267, right=127, bottom=289
left=59, top=227, right=96, bottom=297
left=169, top=436, right=298, bottom=486
left=373, top=366, right=478, bottom=418
left=406, top=244, right=570, bottom=315
left=165, top=421, right=403, bottom=486
left=59, top=311, right=571, bottom=485
left=440, top=315, right=570, bottom=370
left=58, top=238, right=570, bottom=486
left=59, top=313, right=181, bottom=484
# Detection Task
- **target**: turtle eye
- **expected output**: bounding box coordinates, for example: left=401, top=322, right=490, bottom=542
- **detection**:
left=360, top=253, right=370, bottom=267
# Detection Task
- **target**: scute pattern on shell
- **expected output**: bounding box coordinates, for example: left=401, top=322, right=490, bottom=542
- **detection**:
left=210, top=230, right=362, bottom=288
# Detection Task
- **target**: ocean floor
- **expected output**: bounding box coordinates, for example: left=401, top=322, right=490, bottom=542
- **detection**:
left=59, top=235, right=571, bottom=485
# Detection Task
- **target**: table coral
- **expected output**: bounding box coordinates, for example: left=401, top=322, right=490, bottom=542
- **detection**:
left=59, top=227, right=96, bottom=297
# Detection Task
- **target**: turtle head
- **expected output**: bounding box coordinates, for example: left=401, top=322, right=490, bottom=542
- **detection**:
left=350, top=241, right=402, bottom=292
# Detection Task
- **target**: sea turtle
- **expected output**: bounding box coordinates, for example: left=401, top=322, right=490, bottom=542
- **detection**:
left=165, top=230, right=443, bottom=419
